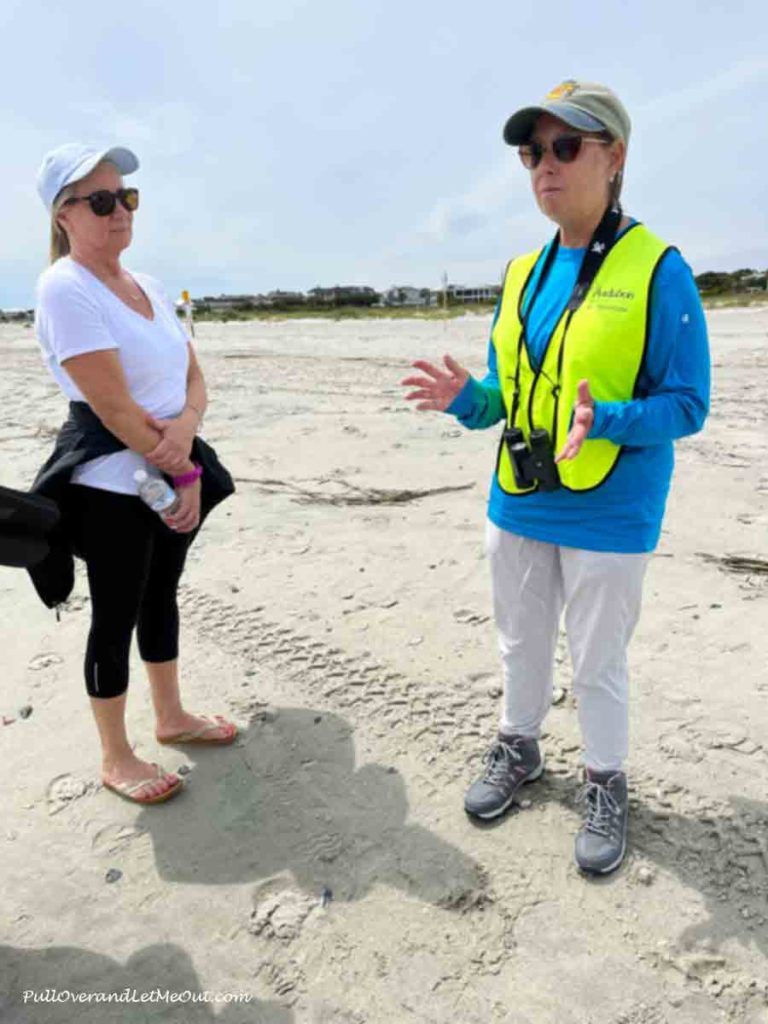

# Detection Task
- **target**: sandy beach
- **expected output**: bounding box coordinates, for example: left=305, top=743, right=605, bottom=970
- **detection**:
left=1, top=307, right=767, bottom=1023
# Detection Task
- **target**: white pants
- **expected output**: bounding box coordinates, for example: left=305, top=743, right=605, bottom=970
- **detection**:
left=486, top=521, right=649, bottom=773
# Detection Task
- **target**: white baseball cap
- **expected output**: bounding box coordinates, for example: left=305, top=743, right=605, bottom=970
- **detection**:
left=36, top=143, right=139, bottom=211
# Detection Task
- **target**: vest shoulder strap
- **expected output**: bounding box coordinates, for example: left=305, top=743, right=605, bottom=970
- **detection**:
left=612, top=222, right=672, bottom=264
left=497, top=248, right=544, bottom=328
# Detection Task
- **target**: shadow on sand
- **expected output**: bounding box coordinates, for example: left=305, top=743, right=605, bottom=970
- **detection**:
left=527, top=769, right=768, bottom=964
left=137, top=706, right=486, bottom=908
left=0, top=942, right=292, bottom=1024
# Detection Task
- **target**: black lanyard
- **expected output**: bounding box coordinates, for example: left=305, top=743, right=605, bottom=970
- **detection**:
left=509, top=202, right=623, bottom=426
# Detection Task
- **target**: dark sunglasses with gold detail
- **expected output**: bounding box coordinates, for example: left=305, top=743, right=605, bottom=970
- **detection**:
left=518, top=135, right=609, bottom=170
left=63, top=187, right=140, bottom=217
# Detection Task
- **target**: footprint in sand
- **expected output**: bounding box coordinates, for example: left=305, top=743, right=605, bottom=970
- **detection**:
left=452, top=608, right=490, bottom=626
left=28, top=653, right=63, bottom=671
left=249, top=874, right=318, bottom=943
left=91, top=823, right=148, bottom=856
left=45, top=773, right=95, bottom=815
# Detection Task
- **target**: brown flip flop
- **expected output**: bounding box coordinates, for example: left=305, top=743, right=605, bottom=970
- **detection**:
left=102, top=764, right=184, bottom=804
left=157, top=714, right=238, bottom=746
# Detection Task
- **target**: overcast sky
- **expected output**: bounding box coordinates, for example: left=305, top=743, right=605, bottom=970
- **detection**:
left=1, top=0, right=766, bottom=307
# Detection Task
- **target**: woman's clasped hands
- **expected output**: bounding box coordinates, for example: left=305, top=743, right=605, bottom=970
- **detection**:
left=144, top=409, right=198, bottom=474
left=144, top=409, right=201, bottom=533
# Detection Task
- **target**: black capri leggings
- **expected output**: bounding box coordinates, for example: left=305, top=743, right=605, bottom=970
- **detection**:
left=67, top=484, right=194, bottom=699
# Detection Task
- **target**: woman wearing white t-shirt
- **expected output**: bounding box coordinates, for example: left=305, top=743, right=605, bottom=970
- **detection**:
left=33, top=143, right=237, bottom=805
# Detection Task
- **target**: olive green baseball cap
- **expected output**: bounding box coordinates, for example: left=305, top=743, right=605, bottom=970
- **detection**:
left=503, top=79, right=631, bottom=146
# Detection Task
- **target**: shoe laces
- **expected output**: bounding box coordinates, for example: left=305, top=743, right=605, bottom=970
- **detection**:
left=482, top=739, right=524, bottom=787
left=577, top=778, right=622, bottom=839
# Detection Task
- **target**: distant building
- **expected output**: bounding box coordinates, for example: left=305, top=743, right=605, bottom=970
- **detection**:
left=695, top=269, right=767, bottom=295
left=383, top=286, right=434, bottom=307
left=0, top=309, right=33, bottom=323
left=308, top=285, right=379, bottom=307
left=265, top=290, right=305, bottom=307
left=194, top=294, right=259, bottom=312
left=447, top=284, right=501, bottom=303
left=175, top=279, right=503, bottom=316
left=741, top=272, right=767, bottom=292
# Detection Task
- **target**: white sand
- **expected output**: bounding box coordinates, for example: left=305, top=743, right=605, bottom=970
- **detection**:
left=1, top=308, right=767, bottom=1023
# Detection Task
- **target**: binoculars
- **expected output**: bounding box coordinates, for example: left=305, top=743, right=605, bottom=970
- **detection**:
left=502, top=426, right=561, bottom=492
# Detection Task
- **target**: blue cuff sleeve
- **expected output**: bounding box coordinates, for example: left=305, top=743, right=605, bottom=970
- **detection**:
left=590, top=400, right=610, bottom=438
left=445, top=311, right=506, bottom=430
left=446, top=375, right=504, bottom=429
left=446, top=375, right=477, bottom=418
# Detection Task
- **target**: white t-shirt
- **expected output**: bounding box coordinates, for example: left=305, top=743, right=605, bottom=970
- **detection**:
left=35, top=257, right=190, bottom=495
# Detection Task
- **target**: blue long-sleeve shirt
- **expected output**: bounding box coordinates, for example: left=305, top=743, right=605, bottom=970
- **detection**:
left=447, top=226, right=710, bottom=553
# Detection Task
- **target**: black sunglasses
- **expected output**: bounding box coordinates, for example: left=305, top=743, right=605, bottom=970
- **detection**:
left=63, top=187, right=140, bottom=216
left=518, top=135, right=609, bottom=170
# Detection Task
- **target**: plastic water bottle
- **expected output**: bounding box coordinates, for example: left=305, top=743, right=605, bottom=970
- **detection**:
left=133, top=469, right=180, bottom=516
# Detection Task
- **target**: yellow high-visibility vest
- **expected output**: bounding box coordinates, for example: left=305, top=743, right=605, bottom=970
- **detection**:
left=493, top=223, right=671, bottom=494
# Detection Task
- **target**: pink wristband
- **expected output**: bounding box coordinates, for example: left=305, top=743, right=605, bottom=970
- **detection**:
left=172, top=463, right=202, bottom=488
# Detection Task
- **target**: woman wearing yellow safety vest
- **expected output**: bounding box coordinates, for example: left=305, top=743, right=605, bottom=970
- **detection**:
left=402, top=80, right=710, bottom=874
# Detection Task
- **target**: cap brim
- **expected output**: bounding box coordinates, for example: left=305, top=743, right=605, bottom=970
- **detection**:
left=60, top=146, right=140, bottom=198
left=100, top=146, right=140, bottom=175
left=503, top=102, right=605, bottom=145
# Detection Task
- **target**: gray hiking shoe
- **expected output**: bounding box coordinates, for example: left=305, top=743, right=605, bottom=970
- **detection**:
left=574, top=770, right=629, bottom=875
left=464, top=734, right=543, bottom=819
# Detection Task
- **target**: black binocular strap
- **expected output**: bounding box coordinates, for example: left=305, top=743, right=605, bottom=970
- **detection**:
left=508, top=202, right=623, bottom=427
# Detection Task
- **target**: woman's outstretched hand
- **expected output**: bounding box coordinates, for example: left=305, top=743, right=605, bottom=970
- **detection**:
left=555, top=379, right=595, bottom=463
left=401, top=354, right=470, bottom=412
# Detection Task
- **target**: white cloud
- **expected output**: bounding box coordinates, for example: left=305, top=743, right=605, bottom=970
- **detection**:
left=423, top=159, right=529, bottom=241
left=636, top=58, right=768, bottom=124
left=66, top=99, right=201, bottom=159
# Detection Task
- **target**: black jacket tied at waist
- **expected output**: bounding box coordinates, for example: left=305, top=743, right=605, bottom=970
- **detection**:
left=28, top=401, right=235, bottom=609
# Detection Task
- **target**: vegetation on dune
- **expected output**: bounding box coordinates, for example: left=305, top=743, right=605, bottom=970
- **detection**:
left=695, top=268, right=767, bottom=299
left=189, top=269, right=768, bottom=322
left=192, top=301, right=499, bottom=323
